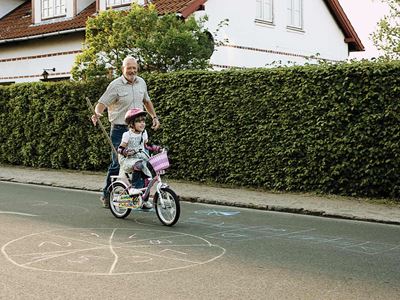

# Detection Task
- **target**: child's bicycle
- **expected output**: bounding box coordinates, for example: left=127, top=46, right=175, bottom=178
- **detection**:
left=108, top=149, right=180, bottom=226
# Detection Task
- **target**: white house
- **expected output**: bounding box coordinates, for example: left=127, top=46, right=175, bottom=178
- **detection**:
left=0, top=0, right=364, bottom=84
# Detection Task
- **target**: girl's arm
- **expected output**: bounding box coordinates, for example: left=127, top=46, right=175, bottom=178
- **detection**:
left=144, top=141, right=161, bottom=152
left=118, top=142, right=132, bottom=157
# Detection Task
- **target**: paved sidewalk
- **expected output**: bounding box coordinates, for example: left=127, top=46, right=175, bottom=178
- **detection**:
left=0, top=165, right=399, bottom=225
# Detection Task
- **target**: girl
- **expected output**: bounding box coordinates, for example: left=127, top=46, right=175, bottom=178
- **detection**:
left=117, top=108, right=161, bottom=208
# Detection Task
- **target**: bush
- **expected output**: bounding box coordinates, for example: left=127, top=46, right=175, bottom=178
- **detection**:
left=1, top=61, right=399, bottom=199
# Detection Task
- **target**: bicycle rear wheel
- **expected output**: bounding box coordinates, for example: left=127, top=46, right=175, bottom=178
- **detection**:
left=154, top=187, right=180, bottom=226
left=109, top=182, right=132, bottom=219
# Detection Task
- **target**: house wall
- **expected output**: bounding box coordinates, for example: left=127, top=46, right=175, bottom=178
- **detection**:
left=77, top=0, right=94, bottom=14
left=0, top=0, right=25, bottom=19
left=196, top=0, right=349, bottom=68
left=0, top=0, right=352, bottom=83
left=0, top=32, right=84, bottom=83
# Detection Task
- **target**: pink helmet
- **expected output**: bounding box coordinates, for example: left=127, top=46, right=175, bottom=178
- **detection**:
left=125, top=108, right=147, bottom=124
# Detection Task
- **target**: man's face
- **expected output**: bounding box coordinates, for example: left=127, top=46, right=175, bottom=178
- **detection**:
left=122, top=59, right=138, bottom=82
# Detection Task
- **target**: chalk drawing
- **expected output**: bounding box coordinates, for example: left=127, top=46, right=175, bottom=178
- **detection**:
left=68, top=255, right=92, bottom=264
left=195, top=209, right=240, bottom=217
left=32, top=201, right=48, bottom=206
left=0, top=211, right=37, bottom=217
left=1, top=228, right=225, bottom=275
left=160, top=249, right=187, bottom=255
left=183, top=217, right=400, bottom=256
left=150, top=240, right=172, bottom=245
left=39, top=241, right=72, bottom=248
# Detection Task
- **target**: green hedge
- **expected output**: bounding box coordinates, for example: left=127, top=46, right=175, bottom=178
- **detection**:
left=0, top=80, right=110, bottom=169
left=0, top=61, right=399, bottom=199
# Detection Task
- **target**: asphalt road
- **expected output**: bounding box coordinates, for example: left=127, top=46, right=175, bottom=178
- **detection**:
left=1, top=182, right=399, bottom=299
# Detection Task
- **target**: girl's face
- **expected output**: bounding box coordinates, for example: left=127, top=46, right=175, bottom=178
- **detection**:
left=132, top=116, right=146, bottom=132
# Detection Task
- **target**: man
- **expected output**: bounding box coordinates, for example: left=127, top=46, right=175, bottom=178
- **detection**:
left=91, top=56, right=160, bottom=208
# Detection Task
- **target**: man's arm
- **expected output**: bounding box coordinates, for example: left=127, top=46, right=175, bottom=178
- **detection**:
left=144, top=100, right=160, bottom=130
left=91, top=102, right=107, bottom=126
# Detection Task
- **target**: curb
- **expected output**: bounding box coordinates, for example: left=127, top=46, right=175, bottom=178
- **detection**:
left=2, top=178, right=400, bottom=226
left=182, top=196, right=400, bottom=226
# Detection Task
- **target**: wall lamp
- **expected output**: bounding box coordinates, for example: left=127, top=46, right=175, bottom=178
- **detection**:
left=42, top=68, right=56, bottom=81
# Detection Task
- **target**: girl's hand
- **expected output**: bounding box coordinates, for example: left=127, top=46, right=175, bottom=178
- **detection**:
left=125, top=149, right=136, bottom=157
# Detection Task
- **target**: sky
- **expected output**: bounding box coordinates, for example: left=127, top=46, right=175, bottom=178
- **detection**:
left=338, top=0, right=391, bottom=59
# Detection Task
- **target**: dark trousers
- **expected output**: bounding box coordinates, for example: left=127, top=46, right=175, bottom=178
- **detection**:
left=103, top=124, right=128, bottom=197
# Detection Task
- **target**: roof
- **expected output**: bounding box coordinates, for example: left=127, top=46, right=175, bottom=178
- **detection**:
left=323, top=0, right=364, bottom=51
left=153, top=0, right=206, bottom=18
left=0, top=0, right=206, bottom=43
left=0, top=0, right=363, bottom=51
left=0, top=1, right=95, bottom=42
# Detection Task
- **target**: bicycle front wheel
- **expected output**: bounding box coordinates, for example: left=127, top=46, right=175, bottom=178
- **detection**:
left=109, top=182, right=132, bottom=219
left=154, top=187, right=180, bottom=226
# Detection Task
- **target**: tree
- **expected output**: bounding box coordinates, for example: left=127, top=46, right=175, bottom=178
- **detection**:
left=71, top=3, right=214, bottom=79
left=372, top=0, right=400, bottom=60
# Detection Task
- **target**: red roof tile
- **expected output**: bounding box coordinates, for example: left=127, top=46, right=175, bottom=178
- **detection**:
left=0, top=0, right=363, bottom=52
left=0, top=0, right=206, bottom=42
left=0, top=1, right=95, bottom=41
left=154, top=0, right=206, bottom=18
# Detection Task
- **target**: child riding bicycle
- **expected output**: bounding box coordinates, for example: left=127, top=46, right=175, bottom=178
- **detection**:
left=117, top=108, right=162, bottom=209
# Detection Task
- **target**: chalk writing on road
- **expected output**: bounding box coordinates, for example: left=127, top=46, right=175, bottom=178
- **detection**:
left=183, top=217, right=400, bottom=256
left=1, top=228, right=225, bottom=275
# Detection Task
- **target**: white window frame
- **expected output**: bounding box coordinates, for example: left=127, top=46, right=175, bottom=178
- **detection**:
left=41, top=0, right=66, bottom=19
left=107, top=0, right=133, bottom=7
left=255, top=0, right=274, bottom=24
left=287, top=0, right=303, bottom=30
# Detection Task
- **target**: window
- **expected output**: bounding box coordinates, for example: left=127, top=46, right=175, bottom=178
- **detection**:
left=42, top=0, right=66, bottom=19
left=256, top=0, right=273, bottom=23
left=107, top=0, right=133, bottom=7
left=287, top=0, right=303, bottom=29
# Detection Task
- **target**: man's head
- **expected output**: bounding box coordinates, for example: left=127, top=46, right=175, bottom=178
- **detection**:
left=122, top=56, right=138, bottom=83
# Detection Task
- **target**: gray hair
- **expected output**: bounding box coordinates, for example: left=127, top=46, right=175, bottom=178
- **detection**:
left=122, top=56, right=137, bottom=67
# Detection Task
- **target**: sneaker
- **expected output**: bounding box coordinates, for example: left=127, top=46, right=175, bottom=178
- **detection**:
left=100, top=195, right=109, bottom=208
left=141, top=200, right=153, bottom=209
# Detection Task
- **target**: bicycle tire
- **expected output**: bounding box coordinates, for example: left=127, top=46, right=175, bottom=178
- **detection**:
left=154, top=187, right=180, bottom=226
left=109, top=182, right=132, bottom=219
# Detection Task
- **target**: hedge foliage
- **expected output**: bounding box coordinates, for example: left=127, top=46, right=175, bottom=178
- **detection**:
left=0, top=61, right=399, bottom=199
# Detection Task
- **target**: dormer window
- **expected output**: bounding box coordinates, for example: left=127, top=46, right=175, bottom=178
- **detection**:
left=107, top=0, right=133, bottom=8
left=42, top=0, right=66, bottom=19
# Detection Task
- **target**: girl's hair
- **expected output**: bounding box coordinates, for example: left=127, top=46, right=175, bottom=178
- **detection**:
left=128, top=116, right=141, bottom=128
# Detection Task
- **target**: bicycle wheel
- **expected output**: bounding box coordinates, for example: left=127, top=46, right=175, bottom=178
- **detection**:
left=154, top=187, right=180, bottom=226
left=109, top=182, right=132, bottom=219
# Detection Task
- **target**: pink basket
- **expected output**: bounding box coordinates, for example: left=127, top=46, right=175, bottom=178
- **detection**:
left=149, top=151, right=170, bottom=172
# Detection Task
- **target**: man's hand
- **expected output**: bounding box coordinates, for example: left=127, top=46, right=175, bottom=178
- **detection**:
left=91, top=113, right=103, bottom=126
left=152, top=117, right=160, bottom=130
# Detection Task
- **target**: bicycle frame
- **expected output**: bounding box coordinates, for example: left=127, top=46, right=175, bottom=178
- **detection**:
left=108, top=149, right=180, bottom=226
left=110, top=170, right=169, bottom=204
